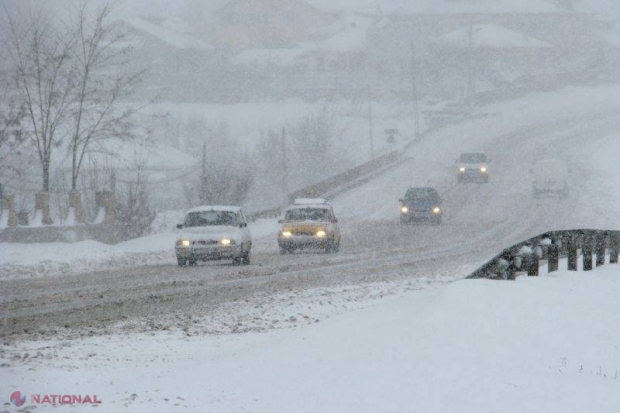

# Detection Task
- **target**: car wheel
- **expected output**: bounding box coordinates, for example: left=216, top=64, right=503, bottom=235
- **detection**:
left=177, top=257, right=187, bottom=267
left=242, top=249, right=251, bottom=265
left=400, top=216, right=409, bottom=225
left=332, top=241, right=340, bottom=253
left=188, top=258, right=197, bottom=266
left=279, top=246, right=288, bottom=255
left=457, top=175, right=463, bottom=183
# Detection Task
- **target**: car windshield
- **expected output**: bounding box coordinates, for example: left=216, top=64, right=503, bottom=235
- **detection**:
left=460, top=153, right=487, bottom=163
left=405, top=188, right=440, bottom=203
left=185, top=211, right=237, bottom=227
left=284, top=208, right=329, bottom=222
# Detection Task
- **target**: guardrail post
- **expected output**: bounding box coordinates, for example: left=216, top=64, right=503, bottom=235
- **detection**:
left=526, top=251, right=539, bottom=276
left=610, top=233, right=619, bottom=264
left=503, top=253, right=516, bottom=280
left=596, top=232, right=606, bottom=267
left=1, top=193, right=18, bottom=227
left=567, top=234, right=578, bottom=271
left=548, top=242, right=559, bottom=273
left=583, top=232, right=593, bottom=271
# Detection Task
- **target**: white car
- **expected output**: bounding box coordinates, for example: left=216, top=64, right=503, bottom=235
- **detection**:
left=175, top=206, right=252, bottom=266
left=456, top=152, right=490, bottom=183
left=532, top=159, right=569, bottom=198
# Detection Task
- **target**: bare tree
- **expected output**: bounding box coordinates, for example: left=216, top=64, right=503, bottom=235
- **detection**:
left=3, top=3, right=147, bottom=192
left=67, top=3, right=146, bottom=191
left=114, top=161, right=156, bottom=241
left=3, top=8, right=75, bottom=191
left=289, top=110, right=340, bottom=188
left=0, top=87, right=25, bottom=178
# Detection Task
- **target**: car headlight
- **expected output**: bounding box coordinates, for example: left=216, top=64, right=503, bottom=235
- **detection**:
left=432, top=206, right=441, bottom=214
left=220, top=238, right=233, bottom=245
left=177, top=239, right=190, bottom=247
left=316, top=230, right=326, bottom=237
left=282, top=231, right=292, bottom=237
left=401, top=206, right=409, bottom=213
left=459, top=167, right=466, bottom=172
left=480, top=167, right=487, bottom=173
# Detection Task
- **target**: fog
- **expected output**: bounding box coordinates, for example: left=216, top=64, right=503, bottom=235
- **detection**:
left=1, top=0, right=620, bottom=229
left=4, top=4, right=620, bottom=410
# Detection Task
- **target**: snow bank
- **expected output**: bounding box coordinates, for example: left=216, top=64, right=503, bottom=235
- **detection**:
left=0, top=219, right=280, bottom=279
left=3, top=266, right=619, bottom=412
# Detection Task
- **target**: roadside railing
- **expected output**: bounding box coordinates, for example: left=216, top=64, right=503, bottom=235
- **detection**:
left=287, top=150, right=399, bottom=204
left=468, top=229, right=620, bottom=280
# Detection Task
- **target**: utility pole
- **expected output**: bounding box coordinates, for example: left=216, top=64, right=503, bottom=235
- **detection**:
left=367, top=85, right=374, bottom=159
left=410, top=42, right=421, bottom=141
left=200, top=142, right=207, bottom=204
left=465, top=23, right=475, bottom=112
left=281, top=127, right=288, bottom=202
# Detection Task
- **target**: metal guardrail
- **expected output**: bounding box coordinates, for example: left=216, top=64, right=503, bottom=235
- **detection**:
left=246, top=150, right=401, bottom=222
left=287, top=150, right=399, bottom=204
left=468, top=229, right=620, bottom=280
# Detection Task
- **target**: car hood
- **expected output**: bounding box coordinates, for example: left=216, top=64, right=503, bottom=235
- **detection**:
left=281, top=222, right=328, bottom=231
left=179, top=226, right=237, bottom=240
left=459, top=162, right=486, bottom=168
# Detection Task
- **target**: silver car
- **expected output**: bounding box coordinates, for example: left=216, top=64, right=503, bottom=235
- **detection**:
left=456, top=152, right=490, bottom=183
left=175, top=206, right=252, bottom=266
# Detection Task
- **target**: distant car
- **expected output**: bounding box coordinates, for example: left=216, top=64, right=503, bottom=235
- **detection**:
left=175, top=206, right=252, bottom=266
left=278, top=198, right=341, bottom=254
left=399, top=187, right=443, bottom=224
left=457, top=152, right=490, bottom=183
left=532, top=159, right=569, bottom=198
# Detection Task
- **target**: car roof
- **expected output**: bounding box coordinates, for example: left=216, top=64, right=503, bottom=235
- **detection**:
left=406, top=186, right=439, bottom=193
left=294, top=198, right=328, bottom=205
left=459, top=152, right=487, bottom=161
left=186, top=205, right=242, bottom=214
left=286, top=204, right=332, bottom=211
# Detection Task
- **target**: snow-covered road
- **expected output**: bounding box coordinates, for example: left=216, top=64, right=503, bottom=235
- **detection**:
left=2, top=88, right=620, bottom=343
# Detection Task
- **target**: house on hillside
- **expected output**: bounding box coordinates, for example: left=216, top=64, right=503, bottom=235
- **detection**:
left=227, top=11, right=378, bottom=100
left=430, top=24, right=556, bottom=101
left=110, top=17, right=229, bottom=102
left=296, top=13, right=375, bottom=97
left=211, top=0, right=333, bottom=52
left=364, top=0, right=600, bottom=99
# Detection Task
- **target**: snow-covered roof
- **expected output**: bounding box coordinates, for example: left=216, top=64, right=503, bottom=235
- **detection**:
left=233, top=48, right=306, bottom=66
left=294, top=198, right=329, bottom=205
left=121, top=17, right=213, bottom=50
left=186, top=205, right=242, bottom=213
left=434, top=24, right=552, bottom=49
left=305, top=0, right=567, bottom=15
left=286, top=204, right=332, bottom=211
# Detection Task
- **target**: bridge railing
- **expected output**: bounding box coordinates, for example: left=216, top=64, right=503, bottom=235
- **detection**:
left=468, top=229, right=620, bottom=280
